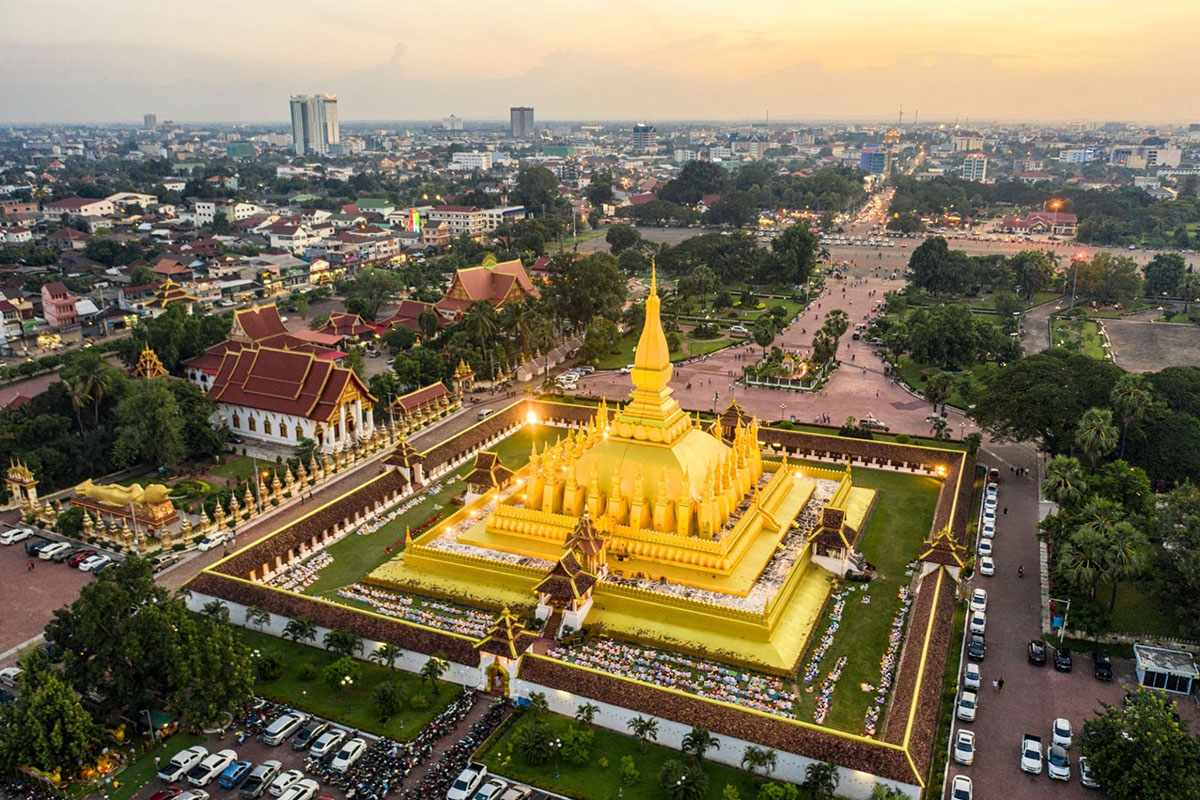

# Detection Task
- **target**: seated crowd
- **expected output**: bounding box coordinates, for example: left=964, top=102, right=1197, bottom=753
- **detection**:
left=547, top=638, right=796, bottom=718
left=338, top=582, right=492, bottom=638
left=266, top=551, right=333, bottom=593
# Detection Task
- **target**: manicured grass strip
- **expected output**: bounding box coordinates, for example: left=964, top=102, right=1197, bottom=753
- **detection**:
left=478, top=714, right=764, bottom=800
left=233, top=627, right=460, bottom=742
left=793, top=469, right=940, bottom=733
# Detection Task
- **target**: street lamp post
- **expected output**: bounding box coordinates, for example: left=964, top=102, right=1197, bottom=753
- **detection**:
left=551, top=738, right=562, bottom=778
left=340, top=675, right=354, bottom=715
left=779, top=402, right=786, bottom=422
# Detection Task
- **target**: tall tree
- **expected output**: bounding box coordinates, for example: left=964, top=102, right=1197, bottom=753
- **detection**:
left=344, top=268, right=404, bottom=321
left=112, top=377, right=185, bottom=469
left=0, top=652, right=100, bottom=777
left=770, top=224, right=820, bottom=286
left=1143, top=253, right=1187, bottom=297
left=1110, top=373, right=1153, bottom=457
left=1082, top=688, right=1200, bottom=800
left=1076, top=407, right=1119, bottom=470
left=1041, top=455, right=1087, bottom=508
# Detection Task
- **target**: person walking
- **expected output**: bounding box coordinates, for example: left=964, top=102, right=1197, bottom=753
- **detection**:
left=997, top=677, right=1005, bottom=692
left=992, top=679, right=999, bottom=692
left=26, top=560, right=34, bottom=571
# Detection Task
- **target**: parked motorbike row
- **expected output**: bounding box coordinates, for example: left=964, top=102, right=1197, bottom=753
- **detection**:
left=399, top=697, right=509, bottom=800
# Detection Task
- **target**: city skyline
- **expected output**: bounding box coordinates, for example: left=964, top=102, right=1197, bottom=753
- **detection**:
left=1, top=0, right=1199, bottom=124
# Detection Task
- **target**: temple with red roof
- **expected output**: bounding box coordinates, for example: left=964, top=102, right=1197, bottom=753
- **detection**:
left=208, top=346, right=376, bottom=453
left=434, top=254, right=539, bottom=320
left=182, top=303, right=345, bottom=391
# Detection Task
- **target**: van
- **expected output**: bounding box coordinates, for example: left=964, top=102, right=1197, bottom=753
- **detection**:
left=262, top=712, right=307, bottom=746
left=477, top=408, right=495, bottom=421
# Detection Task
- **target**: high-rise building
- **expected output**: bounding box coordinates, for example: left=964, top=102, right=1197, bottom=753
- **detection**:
left=510, top=107, right=534, bottom=138
left=143, top=113, right=157, bottom=132
left=632, top=123, right=657, bottom=152
left=961, top=153, right=988, bottom=182
left=443, top=114, right=463, bottom=131
left=289, top=94, right=340, bottom=156
left=859, top=145, right=891, bottom=175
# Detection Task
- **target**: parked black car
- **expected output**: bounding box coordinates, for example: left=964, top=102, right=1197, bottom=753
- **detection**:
left=1029, top=639, right=1048, bottom=666
left=1093, top=652, right=1113, bottom=681
left=23, top=538, right=50, bottom=556
left=292, top=719, right=329, bottom=750
left=968, top=634, right=987, bottom=661
left=1054, top=646, right=1073, bottom=672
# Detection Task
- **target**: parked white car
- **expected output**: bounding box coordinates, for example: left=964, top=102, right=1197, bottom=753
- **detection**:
left=1052, top=717, right=1073, bottom=748
left=0, top=667, right=23, bottom=688
left=268, top=769, right=304, bottom=797
left=963, top=662, right=982, bottom=691
left=0, top=528, right=33, bottom=545
left=197, top=531, right=229, bottom=552
left=277, top=779, right=319, bottom=800
left=956, top=689, right=978, bottom=722
left=952, top=729, right=975, bottom=765
left=309, top=729, right=346, bottom=758
left=970, top=588, right=987, bottom=613
left=969, top=610, right=986, bottom=635
left=158, top=745, right=208, bottom=782
left=330, top=738, right=367, bottom=772
left=38, top=541, right=72, bottom=561
left=187, top=750, right=237, bottom=787
left=981, top=521, right=995, bottom=539
left=78, top=554, right=113, bottom=572
left=950, top=775, right=973, bottom=800
left=978, top=556, right=995, bottom=576
left=977, top=539, right=993, bottom=558
left=1048, top=744, right=1071, bottom=781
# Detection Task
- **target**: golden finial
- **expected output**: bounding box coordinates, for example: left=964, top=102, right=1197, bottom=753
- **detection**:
left=650, top=259, right=657, bottom=297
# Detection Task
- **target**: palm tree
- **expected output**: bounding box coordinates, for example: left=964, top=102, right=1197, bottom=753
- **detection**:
left=283, top=617, right=317, bottom=646
left=1075, top=407, right=1119, bottom=471
left=418, top=309, right=441, bottom=342
left=323, top=629, right=363, bottom=658
left=740, top=745, right=777, bottom=779
left=527, top=691, right=549, bottom=718
left=1110, top=373, right=1153, bottom=458
left=370, top=643, right=403, bottom=672
left=75, top=359, right=121, bottom=427
left=627, top=715, right=658, bottom=753
left=420, top=653, right=449, bottom=695
left=463, top=300, right=500, bottom=375
left=1041, top=455, right=1087, bottom=508
left=499, top=301, right=534, bottom=359
left=681, top=726, right=720, bottom=764
left=923, top=371, right=956, bottom=417
left=1058, top=525, right=1111, bottom=600
left=244, top=606, right=271, bottom=631
left=1179, top=271, right=1200, bottom=312
left=1105, top=521, right=1148, bottom=612
left=201, top=600, right=229, bottom=620
left=802, top=761, right=840, bottom=799
left=574, top=702, right=599, bottom=729
left=65, top=377, right=90, bottom=431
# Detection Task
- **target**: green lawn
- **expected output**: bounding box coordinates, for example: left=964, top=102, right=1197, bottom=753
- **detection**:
left=793, top=468, right=941, bottom=733
left=208, top=455, right=281, bottom=484
left=1104, top=581, right=1184, bottom=639
left=592, top=330, right=685, bottom=371
left=764, top=421, right=966, bottom=452
left=1049, top=317, right=1107, bottom=359
left=894, top=358, right=1000, bottom=413
left=478, top=714, right=767, bottom=800
left=234, top=627, right=461, bottom=741
left=908, top=290, right=1061, bottom=312
left=553, top=229, right=607, bottom=250
left=304, top=426, right=564, bottom=597
left=684, top=335, right=736, bottom=358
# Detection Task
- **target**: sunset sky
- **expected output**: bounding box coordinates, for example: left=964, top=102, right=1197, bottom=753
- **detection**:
left=2, top=0, right=1198, bottom=123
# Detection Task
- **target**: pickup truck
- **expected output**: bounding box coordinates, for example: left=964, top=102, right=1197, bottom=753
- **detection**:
left=1020, top=733, right=1043, bottom=774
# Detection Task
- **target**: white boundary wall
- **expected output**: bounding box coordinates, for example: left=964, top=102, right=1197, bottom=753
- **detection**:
left=509, top=677, right=921, bottom=800
left=184, top=590, right=484, bottom=689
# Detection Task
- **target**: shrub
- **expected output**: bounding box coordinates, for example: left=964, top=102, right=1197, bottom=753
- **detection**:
left=296, top=663, right=318, bottom=681
left=409, top=693, right=429, bottom=710
left=894, top=433, right=911, bottom=444
left=562, top=726, right=594, bottom=766
left=55, top=507, right=85, bottom=538
left=256, top=652, right=284, bottom=680
left=172, top=543, right=186, bottom=552
left=619, top=755, right=640, bottom=786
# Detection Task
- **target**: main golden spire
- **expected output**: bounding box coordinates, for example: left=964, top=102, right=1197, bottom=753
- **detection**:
left=614, top=259, right=688, bottom=441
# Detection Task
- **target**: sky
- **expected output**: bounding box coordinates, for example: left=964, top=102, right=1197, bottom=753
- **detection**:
left=1, top=0, right=1198, bottom=124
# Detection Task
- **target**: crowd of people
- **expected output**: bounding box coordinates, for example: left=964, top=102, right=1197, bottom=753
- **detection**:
left=802, top=586, right=852, bottom=683
left=353, top=480, right=448, bottom=538
left=813, top=655, right=847, bottom=725
left=337, top=583, right=493, bottom=638
left=862, top=585, right=912, bottom=737
left=547, top=637, right=797, bottom=718
left=265, top=550, right=332, bottom=593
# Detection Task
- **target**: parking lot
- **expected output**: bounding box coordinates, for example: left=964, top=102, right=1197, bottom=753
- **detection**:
left=0, top=519, right=97, bottom=662
left=945, top=447, right=1200, bottom=799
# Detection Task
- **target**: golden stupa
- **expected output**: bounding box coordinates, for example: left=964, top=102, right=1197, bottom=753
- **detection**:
left=369, top=265, right=875, bottom=672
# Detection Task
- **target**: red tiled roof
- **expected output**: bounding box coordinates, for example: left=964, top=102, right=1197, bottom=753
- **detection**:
left=208, top=346, right=375, bottom=422
left=393, top=381, right=449, bottom=413
left=233, top=304, right=288, bottom=341
left=433, top=205, right=480, bottom=213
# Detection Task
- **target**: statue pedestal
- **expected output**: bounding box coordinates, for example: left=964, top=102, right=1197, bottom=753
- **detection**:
left=70, top=497, right=179, bottom=532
